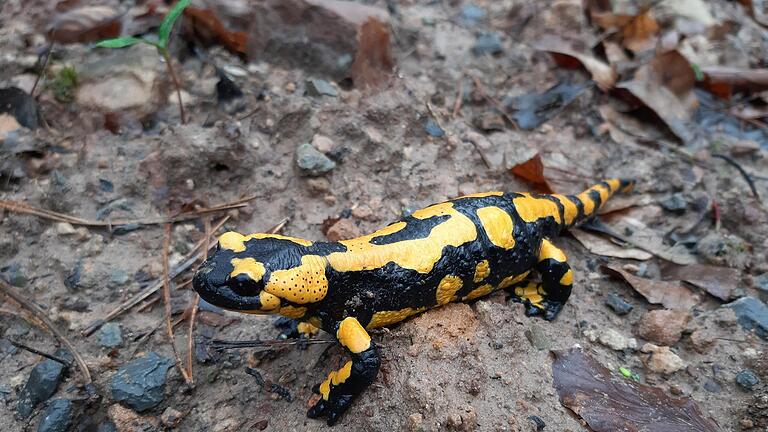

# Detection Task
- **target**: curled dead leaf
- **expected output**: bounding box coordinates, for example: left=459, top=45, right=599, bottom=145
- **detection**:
left=591, top=9, right=659, bottom=53
left=508, top=153, right=555, bottom=194
left=535, top=35, right=616, bottom=91
left=183, top=6, right=248, bottom=55
left=552, top=347, right=721, bottom=432
left=617, top=50, right=698, bottom=143
left=349, top=18, right=394, bottom=89
left=660, top=262, right=740, bottom=301
left=603, top=265, right=700, bottom=310
left=49, top=6, right=123, bottom=44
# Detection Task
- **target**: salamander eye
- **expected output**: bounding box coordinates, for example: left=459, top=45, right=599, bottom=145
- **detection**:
left=230, top=273, right=263, bottom=296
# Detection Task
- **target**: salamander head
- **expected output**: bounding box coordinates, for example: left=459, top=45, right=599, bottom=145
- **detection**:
left=192, top=232, right=282, bottom=314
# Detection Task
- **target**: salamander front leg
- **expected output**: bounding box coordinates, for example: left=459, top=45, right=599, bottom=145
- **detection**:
left=517, top=239, right=573, bottom=321
left=308, top=317, right=380, bottom=426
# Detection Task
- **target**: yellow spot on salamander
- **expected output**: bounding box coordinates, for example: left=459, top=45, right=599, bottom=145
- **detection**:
left=498, top=271, right=531, bottom=289
left=515, top=282, right=544, bottom=307
left=265, top=255, right=328, bottom=304
left=477, top=206, right=515, bottom=249
left=218, top=231, right=313, bottom=253
left=319, top=361, right=353, bottom=400
left=337, top=317, right=371, bottom=354
left=550, top=194, right=579, bottom=226
left=436, top=275, right=463, bottom=305
left=229, top=258, right=266, bottom=281
left=606, top=179, right=621, bottom=192
left=463, top=283, right=494, bottom=301
left=539, top=239, right=567, bottom=262
left=473, top=260, right=490, bottom=283
left=328, top=202, right=477, bottom=274
left=366, top=307, right=426, bottom=329
left=512, top=194, right=562, bottom=225
left=258, top=292, right=281, bottom=311
left=279, top=305, right=307, bottom=319
left=297, top=322, right=320, bottom=336
left=219, top=231, right=247, bottom=252
left=560, top=269, right=573, bottom=286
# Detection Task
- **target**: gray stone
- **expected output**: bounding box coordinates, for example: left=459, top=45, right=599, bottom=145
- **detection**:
left=605, top=292, right=633, bottom=315
left=472, top=32, right=502, bottom=56
left=109, top=269, right=130, bottom=286
left=755, top=273, right=768, bottom=294
left=98, top=323, right=123, bottom=349
left=524, top=323, right=550, bottom=351
left=37, top=399, right=72, bottom=432
left=296, top=143, right=336, bottom=177
left=736, top=369, right=759, bottom=391
left=110, top=352, right=172, bottom=412
left=17, top=359, right=65, bottom=418
left=660, top=193, right=687, bottom=214
left=458, top=4, right=486, bottom=26
left=424, top=119, right=445, bottom=137
left=725, top=296, right=768, bottom=340
left=2, top=263, right=28, bottom=287
left=305, top=79, right=338, bottom=97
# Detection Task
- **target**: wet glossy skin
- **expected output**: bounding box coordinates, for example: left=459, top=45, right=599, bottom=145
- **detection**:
left=192, top=179, right=634, bottom=425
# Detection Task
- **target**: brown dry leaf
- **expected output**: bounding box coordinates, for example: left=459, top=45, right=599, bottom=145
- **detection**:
left=701, top=67, right=768, bottom=94
left=660, top=263, right=740, bottom=301
left=509, top=153, right=555, bottom=194
left=599, top=194, right=654, bottom=214
left=617, top=50, right=698, bottom=143
left=48, top=6, right=122, bottom=44
left=591, top=9, right=659, bottom=53
left=603, top=265, right=700, bottom=310
left=197, top=311, right=238, bottom=328
left=598, top=104, right=665, bottom=145
left=571, top=228, right=653, bottom=260
left=613, top=216, right=696, bottom=265
left=183, top=6, right=248, bottom=55
left=552, top=347, right=721, bottom=432
left=535, top=35, right=616, bottom=91
left=349, top=18, right=394, bottom=89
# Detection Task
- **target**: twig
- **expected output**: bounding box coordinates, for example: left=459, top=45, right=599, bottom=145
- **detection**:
left=711, top=153, right=760, bottom=199
left=425, top=101, right=447, bottom=135
left=452, top=77, right=464, bottom=119
left=471, top=76, right=519, bottom=130
left=9, top=340, right=71, bottom=366
left=80, top=215, right=230, bottom=336
left=162, top=224, right=192, bottom=385
left=80, top=216, right=288, bottom=336
left=0, top=193, right=259, bottom=228
left=0, top=278, right=91, bottom=384
left=31, top=43, right=54, bottom=97
left=161, top=48, right=187, bottom=124
left=184, top=217, right=210, bottom=384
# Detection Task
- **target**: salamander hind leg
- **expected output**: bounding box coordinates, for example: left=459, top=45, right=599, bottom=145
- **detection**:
left=308, top=317, right=380, bottom=426
left=507, top=239, right=573, bottom=321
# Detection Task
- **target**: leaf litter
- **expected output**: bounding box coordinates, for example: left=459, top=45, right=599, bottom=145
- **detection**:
left=552, top=347, right=721, bottom=432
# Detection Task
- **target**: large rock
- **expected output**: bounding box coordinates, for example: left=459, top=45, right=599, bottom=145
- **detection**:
left=725, top=296, right=768, bottom=340
left=110, top=352, right=173, bottom=412
left=17, top=359, right=65, bottom=419
left=635, top=309, right=689, bottom=346
left=37, top=399, right=72, bottom=432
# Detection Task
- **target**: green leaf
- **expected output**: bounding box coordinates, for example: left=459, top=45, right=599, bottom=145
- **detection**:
left=95, top=36, right=145, bottom=49
left=158, top=0, right=192, bottom=47
left=619, top=367, right=632, bottom=378
left=691, top=63, right=704, bottom=82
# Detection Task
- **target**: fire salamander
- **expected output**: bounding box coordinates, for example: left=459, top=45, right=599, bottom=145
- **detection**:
left=192, top=179, right=634, bottom=425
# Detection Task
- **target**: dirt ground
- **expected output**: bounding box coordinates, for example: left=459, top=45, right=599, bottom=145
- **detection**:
left=1, top=0, right=767, bottom=431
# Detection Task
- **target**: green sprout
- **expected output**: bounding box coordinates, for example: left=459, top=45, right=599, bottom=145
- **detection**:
left=95, top=0, right=192, bottom=124
left=619, top=367, right=640, bottom=381
left=48, top=66, right=79, bottom=103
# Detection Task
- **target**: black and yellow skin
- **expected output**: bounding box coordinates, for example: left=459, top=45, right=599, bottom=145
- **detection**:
left=192, top=179, right=634, bottom=425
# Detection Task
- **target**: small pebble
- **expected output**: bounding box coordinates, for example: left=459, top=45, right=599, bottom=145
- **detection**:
left=98, top=323, right=123, bottom=349
left=735, top=369, right=759, bottom=391
left=305, top=79, right=338, bottom=97
left=458, top=4, right=486, bottom=26
left=605, top=292, right=633, bottom=315
left=703, top=378, right=721, bottom=393
left=110, top=352, right=173, bottom=412
left=296, top=143, right=336, bottom=177
left=160, top=407, right=183, bottom=428
left=424, top=119, right=445, bottom=137
left=660, top=193, right=687, bottom=214
left=56, top=223, right=76, bottom=235
left=17, top=359, right=65, bottom=418
left=472, top=32, right=503, bottom=56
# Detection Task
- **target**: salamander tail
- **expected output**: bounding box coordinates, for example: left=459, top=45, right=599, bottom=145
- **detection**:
left=549, top=178, right=635, bottom=230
